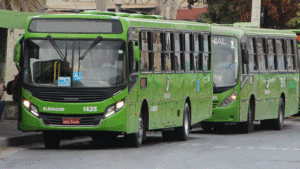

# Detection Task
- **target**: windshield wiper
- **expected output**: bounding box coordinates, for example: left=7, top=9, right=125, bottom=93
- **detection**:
left=46, top=35, right=65, bottom=60
left=79, top=36, right=102, bottom=60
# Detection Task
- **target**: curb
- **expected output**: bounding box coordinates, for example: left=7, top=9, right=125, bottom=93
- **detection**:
left=0, top=133, right=43, bottom=148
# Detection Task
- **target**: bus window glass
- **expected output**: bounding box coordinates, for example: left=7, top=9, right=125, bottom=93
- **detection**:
left=276, top=39, right=286, bottom=71
left=141, top=53, right=150, bottom=72
left=267, top=39, right=277, bottom=70
left=212, top=36, right=238, bottom=87
left=140, top=31, right=151, bottom=72
left=141, top=31, right=149, bottom=51
left=203, top=34, right=211, bottom=71
left=194, top=34, right=201, bottom=71
left=194, top=34, right=200, bottom=52
left=203, top=34, right=209, bottom=52
left=174, top=33, right=183, bottom=71
left=25, top=39, right=126, bottom=87
left=257, top=38, right=267, bottom=71
left=153, top=32, right=163, bottom=72
left=247, top=38, right=255, bottom=54
left=286, top=40, right=295, bottom=70
left=185, top=34, right=192, bottom=71
left=165, top=32, right=172, bottom=71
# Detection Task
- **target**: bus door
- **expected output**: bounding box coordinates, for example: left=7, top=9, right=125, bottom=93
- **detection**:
left=195, top=33, right=212, bottom=122
left=139, top=30, right=164, bottom=129
left=285, top=38, right=298, bottom=117
left=256, top=37, right=273, bottom=119
left=151, top=31, right=167, bottom=127
left=246, top=37, right=259, bottom=119
left=163, top=32, right=178, bottom=127
left=265, top=38, right=280, bottom=119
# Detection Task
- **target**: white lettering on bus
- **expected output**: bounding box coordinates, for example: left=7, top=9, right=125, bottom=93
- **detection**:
left=43, top=107, right=65, bottom=112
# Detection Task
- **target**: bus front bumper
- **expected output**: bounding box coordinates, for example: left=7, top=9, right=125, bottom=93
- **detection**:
left=19, top=106, right=128, bottom=133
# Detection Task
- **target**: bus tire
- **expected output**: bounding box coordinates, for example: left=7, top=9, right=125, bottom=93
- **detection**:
left=176, top=103, right=190, bottom=141
left=126, top=112, right=144, bottom=147
left=239, top=103, right=254, bottom=133
left=6, top=81, right=13, bottom=95
left=43, top=131, right=60, bottom=149
left=201, top=122, right=213, bottom=131
left=272, top=97, right=284, bottom=130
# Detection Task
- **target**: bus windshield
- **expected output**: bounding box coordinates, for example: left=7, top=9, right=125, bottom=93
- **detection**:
left=23, top=39, right=125, bottom=88
left=212, top=36, right=238, bottom=88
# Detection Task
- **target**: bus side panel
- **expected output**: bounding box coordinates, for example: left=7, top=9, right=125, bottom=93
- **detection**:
left=184, top=73, right=196, bottom=125
left=285, top=73, right=299, bottom=117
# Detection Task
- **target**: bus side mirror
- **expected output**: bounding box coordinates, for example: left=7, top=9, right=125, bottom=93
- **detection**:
left=241, top=42, right=249, bottom=64
left=14, top=34, right=24, bottom=71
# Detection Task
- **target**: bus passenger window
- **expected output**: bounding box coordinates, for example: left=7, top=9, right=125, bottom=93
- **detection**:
left=174, top=33, right=184, bottom=72
left=247, top=38, right=258, bottom=72
left=140, top=31, right=151, bottom=72
left=165, top=32, right=173, bottom=72
left=286, top=40, right=295, bottom=71
left=276, top=39, right=286, bottom=71
left=203, top=34, right=211, bottom=71
left=153, top=32, right=163, bottom=72
left=194, top=34, right=202, bottom=71
left=257, top=38, right=267, bottom=71
left=267, top=39, right=277, bottom=70
left=184, top=33, right=193, bottom=72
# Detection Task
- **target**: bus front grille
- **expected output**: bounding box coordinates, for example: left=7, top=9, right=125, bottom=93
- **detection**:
left=39, top=113, right=104, bottom=126
left=36, top=91, right=110, bottom=103
left=213, top=101, right=219, bottom=108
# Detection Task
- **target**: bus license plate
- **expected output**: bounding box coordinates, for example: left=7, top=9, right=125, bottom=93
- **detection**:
left=62, top=118, right=80, bottom=125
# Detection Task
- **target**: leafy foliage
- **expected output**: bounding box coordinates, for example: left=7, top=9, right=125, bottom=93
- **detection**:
left=202, top=0, right=242, bottom=24
left=203, top=0, right=300, bottom=28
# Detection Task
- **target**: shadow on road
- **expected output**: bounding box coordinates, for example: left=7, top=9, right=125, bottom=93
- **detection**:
left=29, top=133, right=201, bottom=150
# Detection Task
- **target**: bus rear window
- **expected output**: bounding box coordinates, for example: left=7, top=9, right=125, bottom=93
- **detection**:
left=28, top=18, right=123, bottom=33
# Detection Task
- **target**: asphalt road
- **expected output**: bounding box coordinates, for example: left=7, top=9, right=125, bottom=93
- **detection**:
left=1, top=120, right=300, bottom=169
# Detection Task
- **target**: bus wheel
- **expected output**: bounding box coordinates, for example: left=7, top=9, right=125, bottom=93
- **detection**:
left=176, top=103, right=190, bottom=141
left=127, top=113, right=144, bottom=147
left=201, top=122, right=213, bottom=131
left=43, top=131, right=60, bottom=149
left=272, top=97, right=284, bottom=130
left=239, top=104, right=254, bottom=133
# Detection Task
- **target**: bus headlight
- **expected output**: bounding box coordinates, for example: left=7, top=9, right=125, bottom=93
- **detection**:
left=105, top=99, right=125, bottom=118
left=220, top=91, right=237, bottom=107
left=23, top=99, right=39, bottom=117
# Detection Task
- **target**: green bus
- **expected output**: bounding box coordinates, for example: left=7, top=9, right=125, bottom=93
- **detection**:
left=201, top=25, right=299, bottom=133
left=14, top=11, right=214, bottom=148
left=290, top=30, right=300, bottom=112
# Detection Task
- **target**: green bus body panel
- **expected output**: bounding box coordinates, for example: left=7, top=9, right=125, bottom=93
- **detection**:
left=206, top=26, right=299, bottom=124
left=18, top=13, right=213, bottom=134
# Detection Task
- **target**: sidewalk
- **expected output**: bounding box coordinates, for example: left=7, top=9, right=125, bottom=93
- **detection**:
left=0, top=101, right=42, bottom=148
left=0, top=120, right=42, bottom=147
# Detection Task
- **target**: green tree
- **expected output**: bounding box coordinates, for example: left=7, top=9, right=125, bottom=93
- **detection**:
left=203, top=0, right=300, bottom=28
left=201, top=0, right=241, bottom=24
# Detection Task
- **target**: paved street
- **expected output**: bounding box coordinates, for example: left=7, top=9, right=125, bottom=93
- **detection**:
left=1, top=120, right=300, bottom=169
